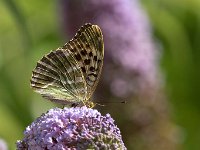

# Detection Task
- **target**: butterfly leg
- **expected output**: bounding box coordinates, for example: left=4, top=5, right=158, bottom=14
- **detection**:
left=71, top=103, right=79, bottom=107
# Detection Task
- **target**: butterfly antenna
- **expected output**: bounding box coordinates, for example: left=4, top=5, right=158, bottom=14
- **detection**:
left=95, top=100, right=127, bottom=105
left=96, top=103, right=105, bottom=107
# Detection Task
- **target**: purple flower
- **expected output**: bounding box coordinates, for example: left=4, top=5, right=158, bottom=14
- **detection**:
left=16, top=107, right=126, bottom=150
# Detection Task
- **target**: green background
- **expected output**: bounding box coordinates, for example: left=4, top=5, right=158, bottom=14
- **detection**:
left=0, top=0, right=199, bottom=149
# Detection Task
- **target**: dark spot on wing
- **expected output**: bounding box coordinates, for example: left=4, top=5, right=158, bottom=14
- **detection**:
left=94, top=56, right=97, bottom=61
left=89, top=52, right=93, bottom=57
left=84, top=59, right=90, bottom=65
left=81, top=50, right=87, bottom=56
left=98, top=59, right=102, bottom=63
left=75, top=54, right=81, bottom=61
left=89, top=66, right=95, bottom=72
left=81, top=67, right=86, bottom=73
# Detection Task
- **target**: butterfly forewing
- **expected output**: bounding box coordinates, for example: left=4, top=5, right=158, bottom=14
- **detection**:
left=63, top=23, right=104, bottom=99
left=31, top=23, right=104, bottom=106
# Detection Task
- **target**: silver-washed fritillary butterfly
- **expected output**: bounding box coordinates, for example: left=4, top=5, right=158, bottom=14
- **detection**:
left=30, top=23, right=104, bottom=107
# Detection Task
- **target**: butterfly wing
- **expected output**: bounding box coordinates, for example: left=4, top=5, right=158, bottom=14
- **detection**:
left=63, top=23, right=104, bottom=100
left=31, top=49, right=87, bottom=105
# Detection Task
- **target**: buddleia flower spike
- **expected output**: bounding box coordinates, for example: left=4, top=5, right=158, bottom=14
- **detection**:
left=16, top=107, right=127, bottom=149
left=30, top=23, right=104, bottom=107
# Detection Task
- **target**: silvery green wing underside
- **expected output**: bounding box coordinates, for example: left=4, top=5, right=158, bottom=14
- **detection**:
left=30, top=23, right=104, bottom=105
left=31, top=49, right=87, bottom=105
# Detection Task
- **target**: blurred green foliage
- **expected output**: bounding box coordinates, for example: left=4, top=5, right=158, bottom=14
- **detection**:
left=0, top=0, right=61, bottom=149
left=0, top=0, right=199, bottom=149
left=142, top=0, right=200, bottom=150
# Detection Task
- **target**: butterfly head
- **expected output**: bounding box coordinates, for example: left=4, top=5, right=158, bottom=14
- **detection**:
left=83, top=100, right=96, bottom=108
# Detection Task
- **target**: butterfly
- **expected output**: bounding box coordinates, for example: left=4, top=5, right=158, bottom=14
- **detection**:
left=30, top=23, right=104, bottom=108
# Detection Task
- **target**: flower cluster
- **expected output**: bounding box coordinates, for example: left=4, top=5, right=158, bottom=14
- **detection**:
left=16, top=106, right=126, bottom=150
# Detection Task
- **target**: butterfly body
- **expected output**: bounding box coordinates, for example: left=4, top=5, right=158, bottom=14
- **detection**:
left=31, top=23, right=104, bottom=108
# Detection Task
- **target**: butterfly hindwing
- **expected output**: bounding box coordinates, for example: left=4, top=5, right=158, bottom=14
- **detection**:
left=31, top=49, right=87, bottom=105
